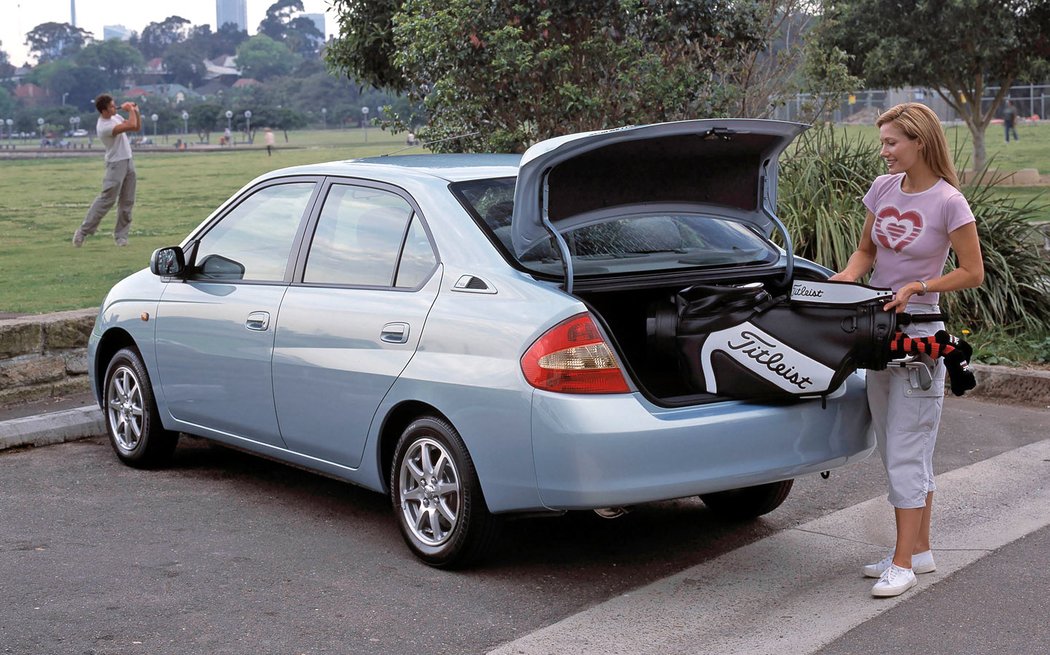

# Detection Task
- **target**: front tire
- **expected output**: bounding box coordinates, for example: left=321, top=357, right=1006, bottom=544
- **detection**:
left=390, top=416, right=500, bottom=568
left=103, top=347, right=178, bottom=468
left=699, top=479, right=793, bottom=520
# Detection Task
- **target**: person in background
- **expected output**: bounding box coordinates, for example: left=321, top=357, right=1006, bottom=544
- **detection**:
left=265, top=128, right=275, bottom=156
left=73, top=94, right=141, bottom=247
left=1003, top=100, right=1019, bottom=142
left=830, top=102, right=984, bottom=598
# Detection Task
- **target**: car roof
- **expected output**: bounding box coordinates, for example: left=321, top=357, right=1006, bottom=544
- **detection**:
left=262, top=154, right=522, bottom=183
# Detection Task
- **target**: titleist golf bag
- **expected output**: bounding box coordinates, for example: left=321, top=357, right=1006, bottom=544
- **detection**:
left=645, top=280, right=973, bottom=400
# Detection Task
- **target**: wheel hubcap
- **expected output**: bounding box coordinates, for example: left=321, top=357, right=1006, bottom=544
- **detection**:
left=107, top=365, right=144, bottom=454
left=399, top=437, right=461, bottom=547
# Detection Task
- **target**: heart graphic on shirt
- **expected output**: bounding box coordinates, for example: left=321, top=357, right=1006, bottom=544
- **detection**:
left=875, top=207, right=923, bottom=252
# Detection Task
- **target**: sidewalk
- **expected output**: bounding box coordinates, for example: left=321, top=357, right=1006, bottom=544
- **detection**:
left=1, top=364, right=1048, bottom=452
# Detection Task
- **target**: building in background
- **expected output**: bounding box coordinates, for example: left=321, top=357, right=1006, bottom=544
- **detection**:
left=216, top=0, right=248, bottom=32
left=103, top=25, right=133, bottom=41
left=303, top=13, right=326, bottom=39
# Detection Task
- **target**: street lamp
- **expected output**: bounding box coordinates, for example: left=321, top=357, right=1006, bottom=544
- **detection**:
left=225, top=110, right=233, bottom=142
left=5, top=119, right=12, bottom=145
left=244, top=110, right=252, bottom=143
left=36, top=117, right=44, bottom=142
left=151, top=113, right=158, bottom=139
left=361, top=106, right=369, bottom=143
left=321, top=107, right=326, bottom=129
left=181, top=111, right=189, bottom=135
left=62, top=92, right=68, bottom=106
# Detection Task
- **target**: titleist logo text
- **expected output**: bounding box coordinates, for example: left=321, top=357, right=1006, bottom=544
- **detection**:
left=792, top=284, right=824, bottom=298
left=726, top=330, right=814, bottom=390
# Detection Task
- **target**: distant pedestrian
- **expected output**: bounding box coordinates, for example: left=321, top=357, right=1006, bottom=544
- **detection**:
left=224, top=126, right=232, bottom=146
left=73, top=94, right=141, bottom=248
left=265, top=128, right=275, bottom=156
left=1003, top=100, right=1019, bottom=142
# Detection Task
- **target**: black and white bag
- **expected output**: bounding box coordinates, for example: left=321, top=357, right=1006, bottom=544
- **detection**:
left=647, top=280, right=899, bottom=399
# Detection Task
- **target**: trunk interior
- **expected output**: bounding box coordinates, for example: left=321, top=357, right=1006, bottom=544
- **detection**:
left=578, top=270, right=799, bottom=405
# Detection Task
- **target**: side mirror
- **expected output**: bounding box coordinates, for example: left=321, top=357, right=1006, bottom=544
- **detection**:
left=150, top=246, right=186, bottom=277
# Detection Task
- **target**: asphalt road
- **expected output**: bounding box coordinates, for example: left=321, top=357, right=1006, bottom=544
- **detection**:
left=1, top=397, right=1048, bottom=655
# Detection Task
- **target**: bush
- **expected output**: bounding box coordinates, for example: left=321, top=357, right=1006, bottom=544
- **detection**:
left=778, top=124, right=1050, bottom=334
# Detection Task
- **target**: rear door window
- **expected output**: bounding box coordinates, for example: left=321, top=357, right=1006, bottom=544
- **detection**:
left=304, top=184, right=437, bottom=288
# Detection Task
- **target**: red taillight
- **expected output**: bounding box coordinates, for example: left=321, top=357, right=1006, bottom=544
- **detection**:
left=521, top=313, right=630, bottom=394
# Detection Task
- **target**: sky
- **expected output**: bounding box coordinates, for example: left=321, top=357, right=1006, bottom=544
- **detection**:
left=1, top=0, right=336, bottom=66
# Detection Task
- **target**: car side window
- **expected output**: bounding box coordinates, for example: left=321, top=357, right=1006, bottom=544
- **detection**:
left=305, top=184, right=435, bottom=287
left=193, top=183, right=315, bottom=282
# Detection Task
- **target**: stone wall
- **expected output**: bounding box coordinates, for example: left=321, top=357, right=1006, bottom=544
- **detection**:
left=0, top=309, right=97, bottom=405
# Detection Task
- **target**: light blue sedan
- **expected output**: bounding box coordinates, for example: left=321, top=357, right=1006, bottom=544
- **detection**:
left=88, top=120, right=877, bottom=567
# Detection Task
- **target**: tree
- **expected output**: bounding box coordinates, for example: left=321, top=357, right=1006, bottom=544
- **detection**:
left=139, top=16, right=191, bottom=60
left=259, top=0, right=325, bottom=58
left=163, top=41, right=206, bottom=87
left=819, top=0, right=1050, bottom=171
left=211, top=22, right=250, bottom=57
left=24, top=22, right=93, bottom=63
left=236, top=35, right=300, bottom=80
left=0, top=43, right=14, bottom=78
left=326, top=0, right=765, bottom=152
left=27, top=59, right=109, bottom=109
left=76, top=39, right=144, bottom=90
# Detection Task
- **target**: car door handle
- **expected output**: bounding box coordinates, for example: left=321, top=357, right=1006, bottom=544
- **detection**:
left=380, top=322, right=410, bottom=344
left=245, top=311, right=270, bottom=331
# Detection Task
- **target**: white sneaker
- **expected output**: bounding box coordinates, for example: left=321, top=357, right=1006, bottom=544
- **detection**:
left=871, top=564, right=917, bottom=597
left=863, top=549, right=936, bottom=578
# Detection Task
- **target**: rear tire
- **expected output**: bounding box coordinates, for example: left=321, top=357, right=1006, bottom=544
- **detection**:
left=390, top=416, right=500, bottom=568
left=699, top=479, right=793, bottom=520
left=103, top=347, right=178, bottom=468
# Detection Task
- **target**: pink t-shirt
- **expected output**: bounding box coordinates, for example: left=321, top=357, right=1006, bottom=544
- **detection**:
left=862, top=173, right=975, bottom=305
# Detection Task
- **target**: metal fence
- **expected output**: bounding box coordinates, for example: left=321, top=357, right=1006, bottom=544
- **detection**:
left=773, top=84, right=1050, bottom=124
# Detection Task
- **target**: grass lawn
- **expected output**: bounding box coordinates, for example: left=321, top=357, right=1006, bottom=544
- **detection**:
left=0, top=129, right=412, bottom=314
left=0, top=124, right=1047, bottom=315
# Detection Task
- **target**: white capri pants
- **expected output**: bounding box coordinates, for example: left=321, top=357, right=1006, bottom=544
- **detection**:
left=866, top=302, right=945, bottom=509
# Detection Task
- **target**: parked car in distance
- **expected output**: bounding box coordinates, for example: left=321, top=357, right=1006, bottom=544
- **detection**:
left=72, top=128, right=89, bottom=137
left=88, top=119, right=878, bottom=568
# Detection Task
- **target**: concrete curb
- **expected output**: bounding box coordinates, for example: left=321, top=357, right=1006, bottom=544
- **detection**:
left=0, top=405, right=105, bottom=451
left=0, top=364, right=1046, bottom=453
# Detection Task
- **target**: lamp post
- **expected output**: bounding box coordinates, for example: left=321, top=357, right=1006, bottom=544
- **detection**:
left=62, top=92, right=68, bottom=106
left=37, top=117, right=44, bottom=144
left=5, top=119, right=12, bottom=146
left=150, top=114, right=158, bottom=141
left=181, top=111, right=189, bottom=135
left=244, top=110, right=252, bottom=143
left=361, top=106, right=369, bottom=143
left=321, top=107, right=326, bottom=129
left=225, top=110, right=233, bottom=142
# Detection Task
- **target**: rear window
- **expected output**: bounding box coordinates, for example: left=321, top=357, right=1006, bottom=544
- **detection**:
left=452, top=178, right=778, bottom=276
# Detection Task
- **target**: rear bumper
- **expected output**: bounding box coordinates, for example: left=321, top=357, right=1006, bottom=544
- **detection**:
left=530, top=373, right=874, bottom=510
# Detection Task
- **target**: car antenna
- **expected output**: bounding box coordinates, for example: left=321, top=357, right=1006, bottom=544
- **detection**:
left=380, top=131, right=480, bottom=157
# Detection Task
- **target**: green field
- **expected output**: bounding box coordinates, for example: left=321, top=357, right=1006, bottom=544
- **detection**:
left=0, top=124, right=1047, bottom=315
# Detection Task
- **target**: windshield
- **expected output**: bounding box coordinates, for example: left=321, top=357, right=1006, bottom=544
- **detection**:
left=452, top=178, right=779, bottom=277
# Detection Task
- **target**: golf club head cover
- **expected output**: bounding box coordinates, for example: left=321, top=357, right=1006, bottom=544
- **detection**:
left=935, top=330, right=977, bottom=396
left=887, top=330, right=977, bottom=396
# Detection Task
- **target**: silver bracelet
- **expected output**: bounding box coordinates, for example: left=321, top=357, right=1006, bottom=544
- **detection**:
left=916, top=280, right=928, bottom=296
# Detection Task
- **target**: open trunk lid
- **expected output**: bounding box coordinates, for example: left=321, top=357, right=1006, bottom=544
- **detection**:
left=510, top=119, right=807, bottom=280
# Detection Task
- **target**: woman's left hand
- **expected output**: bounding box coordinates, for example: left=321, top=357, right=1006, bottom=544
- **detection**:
left=884, top=282, right=922, bottom=313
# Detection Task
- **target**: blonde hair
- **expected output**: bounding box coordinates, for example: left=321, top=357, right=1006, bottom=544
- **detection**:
left=876, top=102, right=960, bottom=189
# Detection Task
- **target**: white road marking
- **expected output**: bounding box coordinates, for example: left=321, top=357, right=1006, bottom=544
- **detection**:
left=489, top=439, right=1050, bottom=655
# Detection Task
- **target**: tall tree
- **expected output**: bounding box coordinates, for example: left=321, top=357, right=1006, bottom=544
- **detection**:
left=76, top=39, right=144, bottom=90
left=326, top=0, right=764, bottom=152
left=820, top=0, right=1050, bottom=171
left=259, top=0, right=324, bottom=57
left=0, top=43, right=14, bottom=78
left=236, top=35, right=300, bottom=80
left=139, top=16, right=192, bottom=60
left=24, top=22, right=93, bottom=63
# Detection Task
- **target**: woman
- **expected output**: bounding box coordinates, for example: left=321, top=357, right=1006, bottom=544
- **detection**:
left=830, top=103, right=984, bottom=597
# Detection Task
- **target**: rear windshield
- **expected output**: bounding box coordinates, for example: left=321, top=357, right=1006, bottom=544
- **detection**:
left=451, top=177, right=778, bottom=276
